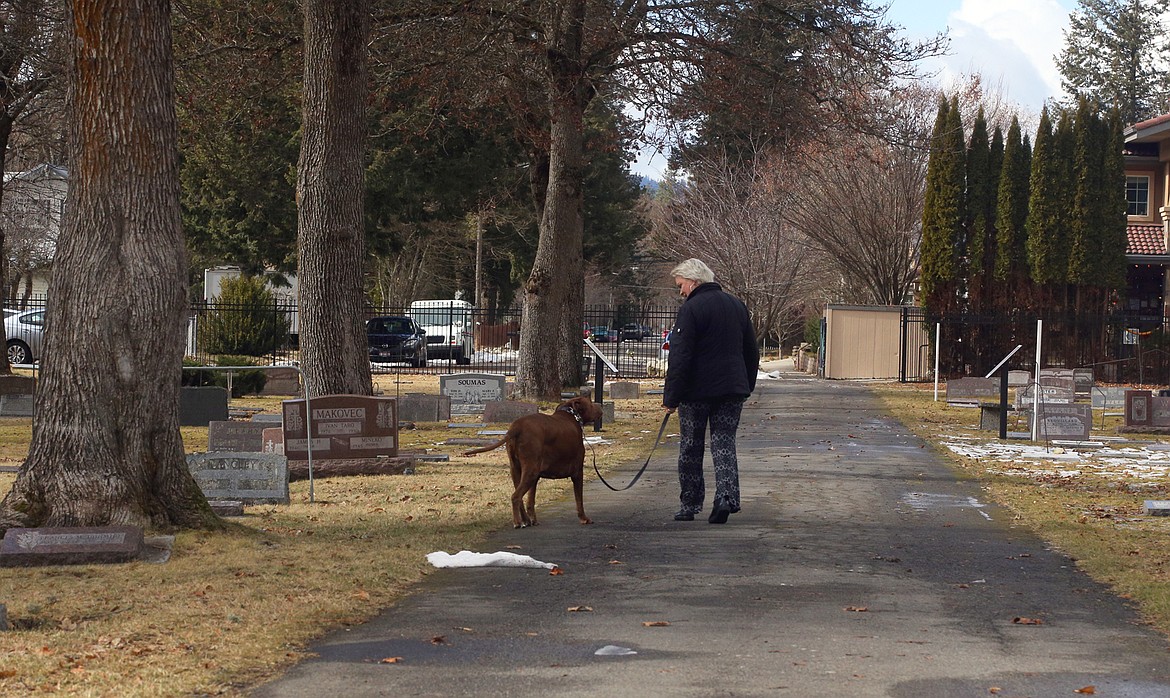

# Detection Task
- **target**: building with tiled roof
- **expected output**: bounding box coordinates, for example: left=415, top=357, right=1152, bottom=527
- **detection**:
left=1123, top=119, right=1170, bottom=314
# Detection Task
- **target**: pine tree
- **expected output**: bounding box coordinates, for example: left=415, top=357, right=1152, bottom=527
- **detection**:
left=1056, top=0, right=1170, bottom=123
left=1068, top=98, right=1103, bottom=291
left=1098, top=108, right=1130, bottom=292
left=995, top=117, right=1031, bottom=298
left=965, top=109, right=992, bottom=313
left=920, top=96, right=966, bottom=316
left=1026, top=107, right=1069, bottom=293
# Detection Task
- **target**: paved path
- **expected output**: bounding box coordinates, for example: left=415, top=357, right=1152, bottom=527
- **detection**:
left=253, top=374, right=1170, bottom=697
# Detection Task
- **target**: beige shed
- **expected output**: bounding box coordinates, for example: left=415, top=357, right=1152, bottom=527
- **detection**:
left=823, top=305, right=927, bottom=380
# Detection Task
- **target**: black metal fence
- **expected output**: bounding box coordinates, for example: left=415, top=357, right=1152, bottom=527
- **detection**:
left=900, top=307, right=1170, bottom=385
left=182, top=301, right=683, bottom=378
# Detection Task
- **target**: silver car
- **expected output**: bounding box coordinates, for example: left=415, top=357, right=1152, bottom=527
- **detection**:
left=5, top=309, right=44, bottom=364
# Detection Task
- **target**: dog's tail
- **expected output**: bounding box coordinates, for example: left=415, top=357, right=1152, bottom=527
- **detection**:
left=462, top=437, right=508, bottom=457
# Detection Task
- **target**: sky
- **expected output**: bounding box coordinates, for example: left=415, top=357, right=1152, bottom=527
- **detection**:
left=632, top=0, right=1076, bottom=179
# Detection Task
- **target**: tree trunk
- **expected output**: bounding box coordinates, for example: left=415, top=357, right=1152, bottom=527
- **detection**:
left=297, top=0, right=372, bottom=397
left=515, top=0, right=590, bottom=400
left=0, top=0, right=220, bottom=532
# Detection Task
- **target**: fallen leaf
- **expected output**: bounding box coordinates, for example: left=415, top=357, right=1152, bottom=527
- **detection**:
left=567, top=606, right=593, bottom=612
left=0, top=670, right=15, bottom=679
left=844, top=606, right=869, bottom=612
left=1011, top=617, right=1044, bottom=625
left=379, top=657, right=402, bottom=664
left=549, top=567, right=564, bottom=576
left=988, top=688, right=1001, bottom=694
left=609, top=560, right=623, bottom=565
left=456, top=627, right=474, bottom=633
left=430, top=635, right=447, bottom=645
left=1074, top=687, right=1096, bottom=695
left=353, top=590, right=370, bottom=601
left=642, top=621, right=670, bottom=627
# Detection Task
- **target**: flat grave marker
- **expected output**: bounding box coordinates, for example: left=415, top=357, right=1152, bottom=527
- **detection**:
left=0, top=525, right=144, bottom=566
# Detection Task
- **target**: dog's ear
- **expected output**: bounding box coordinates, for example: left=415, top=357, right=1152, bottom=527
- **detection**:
left=581, top=397, right=602, bottom=423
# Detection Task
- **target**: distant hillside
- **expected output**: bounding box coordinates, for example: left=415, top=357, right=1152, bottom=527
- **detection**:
left=640, top=176, right=660, bottom=194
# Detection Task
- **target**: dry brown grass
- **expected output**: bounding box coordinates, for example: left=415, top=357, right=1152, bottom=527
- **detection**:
left=872, top=381, right=1170, bottom=640
left=0, top=374, right=669, bottom=697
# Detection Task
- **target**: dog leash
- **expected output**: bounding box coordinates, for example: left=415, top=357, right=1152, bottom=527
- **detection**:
left=591, top=412, right=672, bottom=491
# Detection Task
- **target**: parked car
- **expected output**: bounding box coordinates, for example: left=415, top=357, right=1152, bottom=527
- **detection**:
left=367, top=315, right=428, bottom=367
left=620, top=323, right=643, bottom=341
left=591, top=325, right=612, bottom=343
left=5, top=308, right=44, bottom=365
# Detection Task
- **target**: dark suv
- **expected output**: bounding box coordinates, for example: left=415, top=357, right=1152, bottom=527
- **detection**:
left=620, top=323, right=643, bottom=341
left=367, top=316, right=428, bottom=367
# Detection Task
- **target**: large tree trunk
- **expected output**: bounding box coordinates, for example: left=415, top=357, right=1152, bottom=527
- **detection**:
left=0, top=0, right=219, bottom=531
left=297, top=0, right=371, bottom=397
left=515, top=0, right=590, bottom=400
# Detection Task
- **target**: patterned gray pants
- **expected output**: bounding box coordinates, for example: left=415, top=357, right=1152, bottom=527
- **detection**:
left=676, top=399, right=743, bottom=515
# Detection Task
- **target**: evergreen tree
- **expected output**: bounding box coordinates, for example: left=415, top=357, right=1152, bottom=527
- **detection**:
left=1098, top=108, right=1130, bottom=292
left=1026, top=107, right=1067, bottom=292
left=995, top=117, right=1031, bottom=301
left=1068, top=98, right=1105, bottom=292
left=965, top=109, right=993, bottom=313
left=1056, top=0, right=1170, bottom=123
left=920, top=96, right=966, bottom=316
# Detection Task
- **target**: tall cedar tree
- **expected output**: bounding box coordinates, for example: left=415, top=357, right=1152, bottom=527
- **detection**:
left=994, top=117, right=1032, bottom=306
left=1068, top=98, right=1107, bottom=306
left=1026, top=107, right=1068, bottom=302
left=964, top=109, right=992, bottom=314
left=920, top=97, right=965, bottom=317
left=0, top=0, right=221, bottom=531
left=1056, top=0, right=1170, bottom=123
left=297, top=0, right=373, bottom=396
left=1099, top=108, right=1130, bottom=292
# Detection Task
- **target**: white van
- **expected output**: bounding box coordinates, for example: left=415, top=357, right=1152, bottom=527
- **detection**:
left=408, top=299, right=474, bottom=364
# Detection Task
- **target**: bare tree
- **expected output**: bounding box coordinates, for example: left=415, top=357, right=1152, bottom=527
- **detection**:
left=785, top=129, right=927, bottom=305
left=297, top=0, right=372, bottom=396
left=651, top=147, right=826, bottom=345
left=0, top=0, right=220, bottom=531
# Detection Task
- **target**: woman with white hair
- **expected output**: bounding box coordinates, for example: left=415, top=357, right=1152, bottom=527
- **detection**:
left=663, top=258, right=759, bottom=523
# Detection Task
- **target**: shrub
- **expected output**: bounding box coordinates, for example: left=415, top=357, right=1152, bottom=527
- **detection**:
left=200, top=275, right=290, bottom=357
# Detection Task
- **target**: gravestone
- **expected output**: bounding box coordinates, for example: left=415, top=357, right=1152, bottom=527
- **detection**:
left=251, top=413, right=284, bottom=423
left=1152, top=397, right=1170, bottom=428
left=1144, top=500, right=1170, bottom=516
left=0, top=525, right=144, bottom=566
left=1092, top=386, right=1128, bottom=409
left=439, top=373, right=506, bottom=414
left=1073, top=368, right=1094, bottom=396
left=1036, top=403, right=1092, bottom=440
left=261, top=427, right=284, bottom=455
left=180, top=386, right=229, bottom=426
left=945, top=377, right=998, bottom=403
left=483, top=400, right=539, bottom=424
left=0, top=394, right=33, bottom=417
left=281, top=394, right=398, bottom=460
left=1126, top=390, right=1153, bottom=428
left=1007, top=370, right=1030, bottom=387
left=1015, top=383, right=1075, bottom=408
left=259, top=366, right=301, bottom=396
left=0, top=374, right=34, bottom=395
left=186, top=452, right=289, bottom=504
left=207, top=421, right=270, bottom=452
left=397, top=393, right=451, bottom=423
left=609, top=382, right=641, bottom=399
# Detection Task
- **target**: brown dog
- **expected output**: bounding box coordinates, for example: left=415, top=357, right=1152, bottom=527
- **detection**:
left=463, top=396, right=603, bottom=528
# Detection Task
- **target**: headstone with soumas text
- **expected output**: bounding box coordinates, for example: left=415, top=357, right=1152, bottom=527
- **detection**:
left=281, top=394, right=398, bottom=460
left=440, top=373, right=507, bottom=414
left=0, top=525, right=144, bottom=566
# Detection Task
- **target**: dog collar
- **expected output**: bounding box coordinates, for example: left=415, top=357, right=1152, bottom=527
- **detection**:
left=558, top=405, right=583, bottom=426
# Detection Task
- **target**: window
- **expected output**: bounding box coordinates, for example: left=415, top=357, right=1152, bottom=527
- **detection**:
left=1127, top=175, right=1150, bottom=216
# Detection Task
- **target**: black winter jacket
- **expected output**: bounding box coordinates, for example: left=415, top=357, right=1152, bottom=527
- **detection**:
left=663, top=282, right=759, bottom=408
